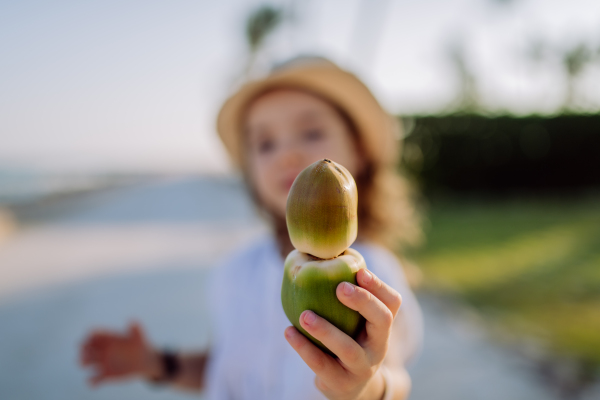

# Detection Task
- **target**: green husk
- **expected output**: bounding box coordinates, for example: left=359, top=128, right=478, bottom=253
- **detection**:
left=281, top=248, right=366, bottom=353
left=286, top=159, right=357, bottom=259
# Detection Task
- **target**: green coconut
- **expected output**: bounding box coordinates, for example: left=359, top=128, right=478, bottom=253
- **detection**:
left=286, top=159, right=358, bottom=260
left=281, top=248, right=366, bottom=353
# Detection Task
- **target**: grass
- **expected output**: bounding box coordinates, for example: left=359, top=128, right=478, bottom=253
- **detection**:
left=409, top=196, right=600, bottom=368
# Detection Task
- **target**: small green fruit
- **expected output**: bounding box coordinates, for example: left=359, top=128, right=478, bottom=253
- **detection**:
left=286, top=159, right=358, bottom=259
left=281, top=248, right=366, bottom=353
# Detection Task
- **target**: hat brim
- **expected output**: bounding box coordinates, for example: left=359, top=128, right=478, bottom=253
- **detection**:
left=216, top=62, right=400, bottom=167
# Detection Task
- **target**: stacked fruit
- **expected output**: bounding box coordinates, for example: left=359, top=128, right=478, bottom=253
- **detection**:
left=281, top=159, right=367, bottom=353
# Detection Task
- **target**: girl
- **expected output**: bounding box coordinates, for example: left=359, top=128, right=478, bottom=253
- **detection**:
left=80, top=57, right=423, bottom=400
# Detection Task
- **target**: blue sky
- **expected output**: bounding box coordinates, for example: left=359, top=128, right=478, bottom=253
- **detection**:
left=1, top=0, right=599, bottom=173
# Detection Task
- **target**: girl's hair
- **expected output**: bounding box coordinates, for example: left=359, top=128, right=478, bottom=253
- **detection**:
left=241, top=87, right=422, bottom=256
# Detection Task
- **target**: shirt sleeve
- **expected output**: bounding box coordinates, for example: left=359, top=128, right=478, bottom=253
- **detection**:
left=204, top=240, right=263, bottom=400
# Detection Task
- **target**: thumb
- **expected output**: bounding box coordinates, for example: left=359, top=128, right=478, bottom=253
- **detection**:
left=128, top=321, right=145, bottom=343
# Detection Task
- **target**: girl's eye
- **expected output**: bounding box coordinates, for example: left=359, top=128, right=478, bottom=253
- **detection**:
left=302, top=129, right=324, bottom=142
left=257, top=138, right=275, bottom=154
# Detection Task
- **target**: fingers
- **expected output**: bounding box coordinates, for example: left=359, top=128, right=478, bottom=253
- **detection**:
left=335, top=271, right=402, bottom=358
left=80, top=328, right=127, bottom=370
left=80, top=323, right=149, bottom=387
left=356, top=269, right=403, bottom=318
left=80, top=345, right=100, bottom=366
left=297, top=310, right=367, bottom=370
left=82, top=343, right=112, bottom=387
left=81, top=322, right=142, bottom=366
left=80, top=330, right=117, bottom=363
left=336, top=281, right=394, bottom=332
left=81, top=339, right=131, bottom=387
left=81, top=333, right=107, bottom=366
left=284, top=325, right=347, bottom=384
left=336, top=283, right=390, bottom=358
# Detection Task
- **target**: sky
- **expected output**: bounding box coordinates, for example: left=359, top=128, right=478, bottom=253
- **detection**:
left=1, top=0, right=599, bottom=174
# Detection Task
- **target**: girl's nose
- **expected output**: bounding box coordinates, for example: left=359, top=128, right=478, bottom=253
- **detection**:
left=276, top=139, right=304, bottom=169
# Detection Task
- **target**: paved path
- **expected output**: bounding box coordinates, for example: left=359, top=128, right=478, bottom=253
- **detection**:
left=1, top=177, right=598, bottom=399
left=0, top=177, right=266, bottom=300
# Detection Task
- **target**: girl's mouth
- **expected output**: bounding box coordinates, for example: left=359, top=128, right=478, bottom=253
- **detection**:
left=283, top=177, right=296, bottom=191
left=283, top=172, right=301, bottom=192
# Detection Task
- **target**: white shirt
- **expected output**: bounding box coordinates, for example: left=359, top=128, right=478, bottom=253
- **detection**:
left=204, top=234, right=423, bottom=400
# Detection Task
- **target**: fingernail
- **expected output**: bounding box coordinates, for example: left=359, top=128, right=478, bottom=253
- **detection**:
left=284, top=327, right=295, bottom=339
left=362, top=270, right=372, bottom=284
left=303, top=311, right=316, bottom=325
left=342, top=281, right=354, bottom=295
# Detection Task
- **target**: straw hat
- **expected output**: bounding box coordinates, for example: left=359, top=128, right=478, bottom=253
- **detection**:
left=216, top=56, right=401, bottom=167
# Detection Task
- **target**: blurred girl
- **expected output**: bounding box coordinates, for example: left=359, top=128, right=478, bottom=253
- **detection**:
left=80, top=57, right=423, bottom=400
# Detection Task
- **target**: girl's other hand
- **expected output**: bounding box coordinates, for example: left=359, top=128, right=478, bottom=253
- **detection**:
left=284, top=269, right=404, bottom=400
left=80, top=321, right=161, bottom=386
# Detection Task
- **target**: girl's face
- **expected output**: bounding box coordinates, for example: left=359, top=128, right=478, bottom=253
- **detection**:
left=244, top=89, right=365, bottom=218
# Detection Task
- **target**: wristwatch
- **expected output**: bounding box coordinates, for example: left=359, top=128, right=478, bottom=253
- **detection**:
left=148, top=350, right=181, bottom=385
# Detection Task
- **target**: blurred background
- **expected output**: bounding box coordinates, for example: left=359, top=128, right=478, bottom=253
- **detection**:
left=1, top=0, right=599, bottom=399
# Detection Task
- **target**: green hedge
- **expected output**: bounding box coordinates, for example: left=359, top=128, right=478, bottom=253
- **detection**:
left=400, top=114, right=600, bottom=196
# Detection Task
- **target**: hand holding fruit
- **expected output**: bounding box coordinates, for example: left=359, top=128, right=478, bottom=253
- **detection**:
left=284, top=268, right=402, bottom=400
left=281, top=159, right=403, bottom=399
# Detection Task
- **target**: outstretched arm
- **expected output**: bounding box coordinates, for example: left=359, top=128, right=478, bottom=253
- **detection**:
left=80, top=322, right=208, bottom=392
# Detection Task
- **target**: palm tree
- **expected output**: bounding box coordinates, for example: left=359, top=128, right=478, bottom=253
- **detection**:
left=448, top=39, right=479, bottom=113
left=527, top=39, right=598, bottom=113
left=244, top=5, right=283, bottom=78
left=561, top=43, right=593, bottom=112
